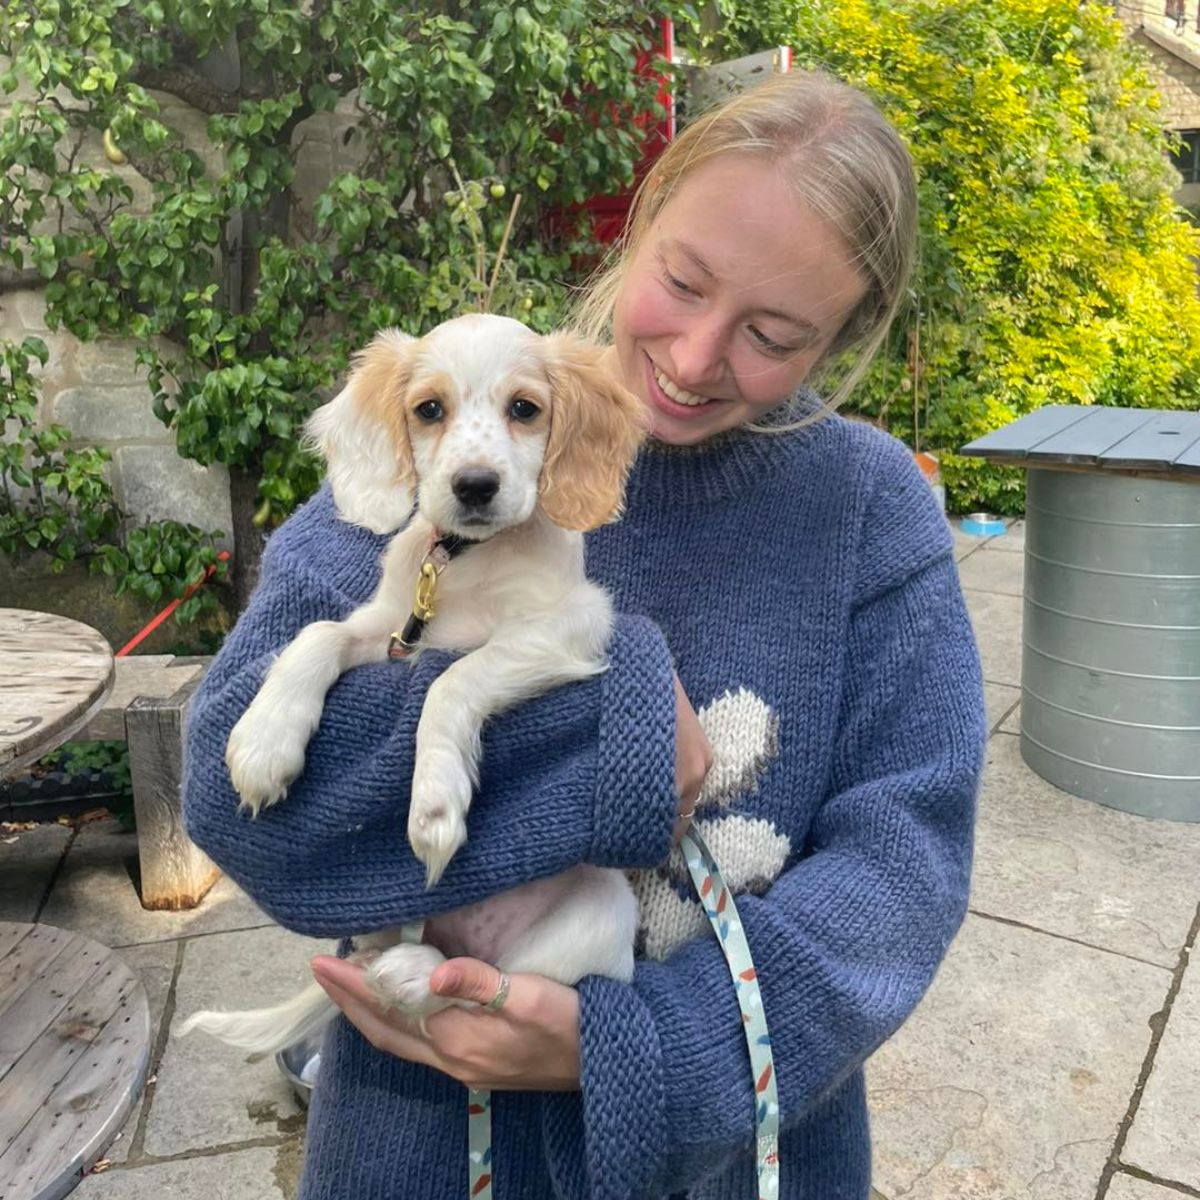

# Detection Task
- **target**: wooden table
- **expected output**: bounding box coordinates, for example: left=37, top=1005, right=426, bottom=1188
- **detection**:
left=0, top=923, right=152, bottom=1200
left=0, top=619, right=151, bottom=1198
left=0, top=610, right=115, bottom=780
left=961, top=405, right=1200, bottom=822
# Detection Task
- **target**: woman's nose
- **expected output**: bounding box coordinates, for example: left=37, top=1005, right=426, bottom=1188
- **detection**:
left=671, top=321, right=726, bottom=390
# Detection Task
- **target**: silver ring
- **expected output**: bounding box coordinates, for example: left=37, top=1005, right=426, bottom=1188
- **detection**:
left=483, top=970, right=511, bottom=1011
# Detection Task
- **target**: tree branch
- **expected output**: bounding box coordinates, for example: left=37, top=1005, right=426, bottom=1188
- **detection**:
left=131, top=63, right=240, bottom=114
left=0, top=265, right=45, bottom=292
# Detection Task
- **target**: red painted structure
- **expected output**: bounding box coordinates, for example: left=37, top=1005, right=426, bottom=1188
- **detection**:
left=548, top=17, right=676, bottom=250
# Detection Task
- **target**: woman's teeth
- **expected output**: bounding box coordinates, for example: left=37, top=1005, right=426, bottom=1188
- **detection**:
left=654, top=366, right=712, bottom=407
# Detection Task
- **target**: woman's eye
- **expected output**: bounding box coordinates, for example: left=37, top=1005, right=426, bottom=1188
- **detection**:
left=509, top=397, right=540, bottom=422
left=665, top=271, right=694, bottom=296
left=749, top=327, right=794, bottom=358
left=414, top=399, right=444, bottom=421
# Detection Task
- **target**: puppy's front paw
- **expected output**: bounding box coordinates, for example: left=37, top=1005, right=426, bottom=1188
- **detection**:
left=408, top=751, right=473, bottom=887
left=365, top=943, right=451, bottom=1018
left=225, top=704, right=314, bottom=815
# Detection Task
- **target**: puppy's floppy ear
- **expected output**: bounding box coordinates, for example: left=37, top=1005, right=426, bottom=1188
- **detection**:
left=538, top=334, right=648, bottom=532
left=304, top=328, right=416, bottom=533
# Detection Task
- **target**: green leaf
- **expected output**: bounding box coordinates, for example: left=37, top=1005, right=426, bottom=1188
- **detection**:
left=308, top=81, right=338, bottom=112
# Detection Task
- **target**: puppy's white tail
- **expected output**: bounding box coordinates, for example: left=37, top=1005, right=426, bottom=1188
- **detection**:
left=175, top=982, right=334, bottom=1055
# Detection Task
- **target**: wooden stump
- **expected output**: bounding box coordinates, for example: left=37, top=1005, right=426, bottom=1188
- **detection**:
left=0, top=922, right=152, bottom=1200
left=127, top=678, right=220, bottom=911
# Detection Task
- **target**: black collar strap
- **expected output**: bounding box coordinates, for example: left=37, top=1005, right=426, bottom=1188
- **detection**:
left=387, top=530, right=480, bottom=659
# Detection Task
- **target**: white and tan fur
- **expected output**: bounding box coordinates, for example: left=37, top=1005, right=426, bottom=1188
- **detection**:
left=178, top=314, right=648, bottom=1054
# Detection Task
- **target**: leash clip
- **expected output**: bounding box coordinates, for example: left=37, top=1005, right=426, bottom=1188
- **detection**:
left=387, top=534, right=459, bottom=660
left=414, top=560, right=439, bottom=621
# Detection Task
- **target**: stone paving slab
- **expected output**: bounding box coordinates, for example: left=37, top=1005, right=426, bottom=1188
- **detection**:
left=961, top=588, right=1023, bottom=687
left=146, top=924, right=325, bottom=1158
left=0, top=820, right=71, bottom=922
left=1001, top=702, right=1021, bottom=735
left=971, top=734, right=1200, bottom=967
left=983, top=519, right=1026, bottom=553
left=867, top=912, right=1170, bottom=1200
left=1123, top=950, right=1200, bottom=1188
left=1106, top=1174, right=1190, bottom=1200
left=38, top=816, right=274, bottom=947
left=103, top=941, right=178, bottom=1165
left=75, top=1145, right=291, bottom=1199
left=953, top=530, right=982, bottom=563
left=956, top=546, right=1025, bottom=597
left=983, top=682, right=1020, bottom=736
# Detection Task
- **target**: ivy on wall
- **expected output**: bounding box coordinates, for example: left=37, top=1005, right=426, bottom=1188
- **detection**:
left=0, top=0, right=670, bottom=607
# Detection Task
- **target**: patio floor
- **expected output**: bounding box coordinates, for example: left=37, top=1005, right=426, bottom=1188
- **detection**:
left=2, top=517, right=1197, bottom=1200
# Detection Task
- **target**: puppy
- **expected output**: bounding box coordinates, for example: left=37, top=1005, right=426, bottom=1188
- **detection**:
left=179, top=313, right=648, bottom=1054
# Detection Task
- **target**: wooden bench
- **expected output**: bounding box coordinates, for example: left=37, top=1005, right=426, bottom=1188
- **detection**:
left=77, top=656, right=220, bottom=912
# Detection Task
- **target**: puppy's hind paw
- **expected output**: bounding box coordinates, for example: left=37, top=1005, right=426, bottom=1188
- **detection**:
left=365, top=943, right=451, bottom=1017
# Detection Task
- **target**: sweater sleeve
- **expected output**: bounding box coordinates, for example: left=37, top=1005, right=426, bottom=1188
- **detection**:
left=541, top=547, right=986, bottom=1198
left=182, top=493, right=678, bottom=937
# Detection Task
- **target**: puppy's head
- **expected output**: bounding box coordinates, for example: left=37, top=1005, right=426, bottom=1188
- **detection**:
left=307, top=314, right=645, bottom=537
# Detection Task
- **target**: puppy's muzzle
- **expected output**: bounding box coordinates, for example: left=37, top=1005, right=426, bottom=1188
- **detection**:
left=452, top=467, right=500, bottom=509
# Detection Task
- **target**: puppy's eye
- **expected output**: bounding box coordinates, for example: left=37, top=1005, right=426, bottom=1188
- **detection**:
left=509, top=397, right=540, bottom=422
left=414, top=399, right=444, bottom=422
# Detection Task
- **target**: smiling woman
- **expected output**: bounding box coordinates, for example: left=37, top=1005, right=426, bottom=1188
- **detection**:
left=182, top=69, right=985, bottom=1200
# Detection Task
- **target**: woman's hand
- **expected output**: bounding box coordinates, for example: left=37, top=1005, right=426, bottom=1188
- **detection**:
left=310, top=955, right=582, bottom=1091
left=673, top=672, right=713, bottom=842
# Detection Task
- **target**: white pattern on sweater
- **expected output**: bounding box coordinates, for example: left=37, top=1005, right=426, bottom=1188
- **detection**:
left=632, top=687, right=790, bottom=960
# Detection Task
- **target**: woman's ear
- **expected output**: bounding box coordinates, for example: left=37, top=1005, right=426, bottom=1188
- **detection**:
left=538, top=334, right=649, bottom=532
left=304, top=328, right=416, bottom=533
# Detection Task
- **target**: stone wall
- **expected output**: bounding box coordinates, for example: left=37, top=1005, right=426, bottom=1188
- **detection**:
left=2, top=288, right=235, bottom=538
left=0, top=73, right=235, bottom=543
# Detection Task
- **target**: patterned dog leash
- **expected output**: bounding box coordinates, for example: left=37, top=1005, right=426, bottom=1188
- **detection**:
left=680, top=824, right=781, bottom=1198
left=464, top=824, right=779, bottom=1199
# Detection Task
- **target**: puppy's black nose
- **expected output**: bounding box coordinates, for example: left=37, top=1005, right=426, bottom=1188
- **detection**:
left=452, top=468, right=500, bottom=507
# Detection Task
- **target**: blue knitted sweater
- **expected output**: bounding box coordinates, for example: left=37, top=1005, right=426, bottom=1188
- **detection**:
left=183, top=412, right=985, bottom=1200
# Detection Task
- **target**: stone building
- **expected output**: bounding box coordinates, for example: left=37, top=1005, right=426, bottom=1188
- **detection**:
left=1117, top=0, right=1200, bottom=210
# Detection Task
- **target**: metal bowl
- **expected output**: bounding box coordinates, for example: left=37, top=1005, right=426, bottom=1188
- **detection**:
left=275, top=1030, right=324, bottom=1107
left=960, top=512, right=1007, bottom=537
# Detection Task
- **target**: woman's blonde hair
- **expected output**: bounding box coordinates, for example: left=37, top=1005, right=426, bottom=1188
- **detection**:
left=571, top=68, right=918, bottom=429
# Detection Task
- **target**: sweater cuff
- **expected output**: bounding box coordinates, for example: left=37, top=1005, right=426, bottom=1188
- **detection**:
left=590, top=615, right=678, bottom=869
left=543, top=975, right=668, bottom=1199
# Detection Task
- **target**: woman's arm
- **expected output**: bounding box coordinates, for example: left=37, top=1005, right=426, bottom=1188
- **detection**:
left=182, top=488, right=681, bottom=937
left=541, top=549, right=986, bottom=1198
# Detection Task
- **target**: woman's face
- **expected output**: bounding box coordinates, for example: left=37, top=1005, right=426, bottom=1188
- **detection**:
left=612, top=155, right=868, bottom=445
